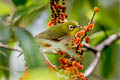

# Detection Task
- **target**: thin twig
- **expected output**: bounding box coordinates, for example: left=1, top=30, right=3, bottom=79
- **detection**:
left=40, top=48, right=54, bottom=67
left=89, top=12, right=96, bottom=24
left=83, top=42, right=97, bottom=53
left=0, top=42, right=22, bottom=53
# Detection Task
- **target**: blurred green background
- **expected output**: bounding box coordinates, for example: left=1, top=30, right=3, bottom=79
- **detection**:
left=0, top=0, right=120, bottom=80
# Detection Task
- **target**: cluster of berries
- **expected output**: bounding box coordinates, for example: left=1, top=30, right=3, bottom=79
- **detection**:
left=48, top=0, right=67, bottom=27
left=58, top=55, right=87, bottom=80
left=71, top=7, right=99, bottom=54
left=72, top=23, right=94, bottom=53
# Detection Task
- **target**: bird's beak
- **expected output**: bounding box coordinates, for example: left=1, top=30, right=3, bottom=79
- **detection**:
left=76, top=25, right=80, bottom=28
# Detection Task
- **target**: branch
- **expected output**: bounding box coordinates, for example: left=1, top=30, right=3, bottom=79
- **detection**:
left=84, top=52, right=101, bottom=77
left=0, top=42, right=22, bottom=54
left=96, top=32, right=120, bottom=52
left=84, top=32, right=120, bottom=77
left=83, top=42, right=97, bottom=53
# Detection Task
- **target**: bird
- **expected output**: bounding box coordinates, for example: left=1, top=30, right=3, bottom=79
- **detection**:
left=35, top=21, right=80, bottom=52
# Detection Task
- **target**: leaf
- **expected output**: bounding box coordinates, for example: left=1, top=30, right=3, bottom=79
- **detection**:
left=100, top=43, right=118, bottom=79
left=12, top=0, right=27, bottom=6
left=16, top=28, right=44, bottom=69
left=0, top=2, right=11, bottom=15
left=28, top=68, right=64, bottom=80
left=14, top=1, right=49, bottom=27
left=0, top=26, right=10, bottom=43
left=89, top=31, right=108, bottom=46
left=0, top=49, right=10, bottom=79
left=0, top=50, right=7, bottom=57
left=47, top=53, right=60, bottom=66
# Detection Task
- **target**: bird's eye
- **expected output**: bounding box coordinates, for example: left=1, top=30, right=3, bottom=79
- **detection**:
left=69, top=25, right=74, bottom=30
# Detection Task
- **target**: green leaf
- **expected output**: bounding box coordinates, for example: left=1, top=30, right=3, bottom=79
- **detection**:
left=100, top=43, right=119, bottom=79
left=0, top=50, right=7, bottom=57
left=0, top=2, right=11, bottom=15
left=90, top=31, right=108, bottom=46
left=16, top=28, right=43, bottom=69
left=28, top=68, right=64, bottom=80
left=47, top=53, right=60, bottom=66
left=12, top=0, right=27, bottom=6
left=0, top=49, right=10, bottom=79
left=14, top=1, right=48, bottom=27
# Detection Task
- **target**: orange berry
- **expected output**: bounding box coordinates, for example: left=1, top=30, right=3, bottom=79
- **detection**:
left=72, top=61, right=77, bottom=66
left=60, top=65, right=64, bottom=69
left=79, top=31, right=84, bottom=36
left=80, top=72, right=84, bottom=78
left=80, top=43, right=83, bottom=47
left=94, top=7, right=99, bottom=12
left=75, top=37, right=81, bottom=45
left=85, top=36, right=90, bottom=43
left=64, top=59, right=69, bottom=64
left=48, top=21, right=54, bottom=27
left=77, top=63, right=83, bottom=70
left=76, top=32, right=81, bottom=37
left=88, top=23, right=94, bottom=29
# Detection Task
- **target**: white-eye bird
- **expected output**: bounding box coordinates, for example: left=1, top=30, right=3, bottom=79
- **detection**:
left=35, top=21, right=80, bottom=52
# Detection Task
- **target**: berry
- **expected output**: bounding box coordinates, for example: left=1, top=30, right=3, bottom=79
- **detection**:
left=64, top=59, right=69, bottom=64
left=75, top=37, right=81, bottom=45
left=77, top=63, right=83, bottom=70
left=94, top=7, right=99, bottom=13
left=72, top=61, right=77, bottom=66
left=85, top=36, right=90, bottom=43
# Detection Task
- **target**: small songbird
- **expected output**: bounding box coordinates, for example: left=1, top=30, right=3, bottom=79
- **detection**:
left=35, top=21, right=80, bottom=52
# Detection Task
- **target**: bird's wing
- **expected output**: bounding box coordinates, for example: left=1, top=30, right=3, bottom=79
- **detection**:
left=35, top=25, right=66, bottom=39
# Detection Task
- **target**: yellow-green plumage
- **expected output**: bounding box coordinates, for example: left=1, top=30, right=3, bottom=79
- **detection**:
left=35, top=21, right=80, bottom=40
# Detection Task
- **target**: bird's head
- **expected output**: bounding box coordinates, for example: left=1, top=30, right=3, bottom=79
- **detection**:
left=63, top=21, right=80, bottom=37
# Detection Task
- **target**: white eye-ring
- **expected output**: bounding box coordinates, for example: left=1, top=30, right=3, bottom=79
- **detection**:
left=69, top=25, right=74, bottom=30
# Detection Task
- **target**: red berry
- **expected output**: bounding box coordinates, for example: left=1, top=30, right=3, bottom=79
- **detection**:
left=58, top=57, right=63, bottom=61
left=60, top=65, right=64, bottom=69
left=59, top=57, right=65, bottom=64
left=85, top=36, right=90, bottom=43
